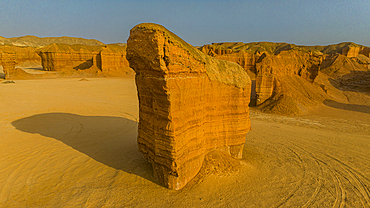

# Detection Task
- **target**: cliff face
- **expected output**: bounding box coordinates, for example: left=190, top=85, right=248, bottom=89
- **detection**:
left=341, top=45, right=370, bottom=58
left=37, top=44, right=133, bottom=75
left=0, top=46, right=16, bottom=79
left=201, top=41, right=370, bottom=114
left=200, top=44, right=262, bottom=75
left=255, top=50, right=322, bottom=105
left=9, top=46, right=41, bottom=65
left=127, top=23, right=251, bottom=190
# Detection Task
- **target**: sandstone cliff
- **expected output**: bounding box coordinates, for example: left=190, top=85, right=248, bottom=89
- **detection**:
left=201, top=41, right=370, bottom=115
left=8, top=46, right=41, bottom=65
left=37, top=43, right=133, bottom=75
left=0, top=46, right=16, bottom=79
left=127, top=23, right=251, bottom=190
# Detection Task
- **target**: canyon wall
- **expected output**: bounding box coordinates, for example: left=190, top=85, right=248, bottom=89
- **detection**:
left=202, top=41, right=370, bottom=114
left=255, top=50, right=322, bottom=105
left=200, top=44, right=262, bottom=75
left=127, top=23, right=251, bottom=190
left=0, top=46, right=16, bottom=79
left=37, top=44, right=133, bottom=75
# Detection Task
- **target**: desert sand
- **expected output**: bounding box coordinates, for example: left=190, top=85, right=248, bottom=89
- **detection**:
left=1, top=77, right=370, bottom=207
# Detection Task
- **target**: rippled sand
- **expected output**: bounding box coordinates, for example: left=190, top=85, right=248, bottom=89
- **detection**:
left=1, top=77, right=369, bottom=207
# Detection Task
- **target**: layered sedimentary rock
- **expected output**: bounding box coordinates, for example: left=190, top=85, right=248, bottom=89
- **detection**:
left=201, top=41, right=370, bottom=114
left=340, top=44, right=370, bottom=58
left=201, top=43, right=263, bottom=75
left=255, top=50, right=322, bottom=105
left=7, top=46, right=41, bottom=65
left=37, top=44, right=132, bottom=75
left=127, top=23, right=251, bottom=190
left=0, top=46, right=16, bottom=79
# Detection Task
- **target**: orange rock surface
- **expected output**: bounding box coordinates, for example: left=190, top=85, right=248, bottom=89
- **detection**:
left=255, top=50, right=322, bottom=105
left=201, top=41, right=370, bottom=115
left=37, top=44, right=133, bottom=75
left=0, top=46, right=16, bottom=79
left=127, top=23, right=251, bottom=190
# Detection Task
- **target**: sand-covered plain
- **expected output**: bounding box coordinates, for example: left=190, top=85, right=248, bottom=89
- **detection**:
left=1, top=77, right=370, bottom=207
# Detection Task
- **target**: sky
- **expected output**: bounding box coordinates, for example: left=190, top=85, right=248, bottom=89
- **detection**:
left=0, top=0, right=369, bottom=46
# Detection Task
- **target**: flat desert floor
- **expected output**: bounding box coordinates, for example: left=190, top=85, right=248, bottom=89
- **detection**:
left=1, top=77, right=370, bottom=207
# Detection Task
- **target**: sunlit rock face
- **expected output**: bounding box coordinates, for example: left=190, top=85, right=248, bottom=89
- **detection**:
left=127, top=23, right=251, bottom=190
left=37, top=44, right=132, bottom=74
left=255, top=50, right=322, bottom=105
left=0, top=46, right=16, bottom=78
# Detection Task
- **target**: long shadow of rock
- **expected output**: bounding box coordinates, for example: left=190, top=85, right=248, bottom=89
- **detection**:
left=324, top=99, right=370, bottom=114
left=11, top=112, right=155, bottom=183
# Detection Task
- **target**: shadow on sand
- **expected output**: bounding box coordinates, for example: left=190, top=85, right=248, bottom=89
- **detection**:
left=324, top=99, right=370, bottom=114
left=11, top=112, right=156, bottom=184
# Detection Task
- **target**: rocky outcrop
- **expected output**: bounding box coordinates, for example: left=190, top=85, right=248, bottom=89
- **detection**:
left=8, top=46, right=41, bottom=65
left=37, top=44, right=133, bottom=75
left=342, top=45, right=370, bottom=58
left=255, top=50, right=322, bottom=105
left=200, top=42, right=293, bottom=77
left=201, top=41, right=370, bottom=114
left=0, top=46, right=16, bottom=79
left=201, top=43, right=263, bottom=75
left=127, top=23, right=251, bottom=190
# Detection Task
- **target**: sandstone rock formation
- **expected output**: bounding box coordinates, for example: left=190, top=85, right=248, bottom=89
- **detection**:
left=201, top=41, right=370, bottom=115
left=37, top=44, right=133, bottom=75
left=255, top=50, right=322, bottom=105
left=0, top=46, right=16, bottom=79
left=6, top=46, right=41, bottom=66
left=127, top=23, right=251, bottom=190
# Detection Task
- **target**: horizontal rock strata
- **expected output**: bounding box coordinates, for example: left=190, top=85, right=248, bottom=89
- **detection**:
left=201, top=41, right=370, bottom=114
left=127, top=23, right=251, bottom=190
left=37, top=44, right=133, bottom=75
left=0, top=46, right=16, bottom=79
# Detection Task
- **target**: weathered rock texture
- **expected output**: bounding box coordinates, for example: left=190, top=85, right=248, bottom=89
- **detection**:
left=127, top=23, right=251, bottom=190
left=201, top=41, right=370, bottom=115
left=0, top=46, right=16, bottom=79
left=255, top=50, right=322, bottom=105
left=37, top=44, right=133, bottom=75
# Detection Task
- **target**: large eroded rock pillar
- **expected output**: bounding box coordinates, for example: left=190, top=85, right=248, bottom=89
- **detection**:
left=126, top=23, right=251, bottom=190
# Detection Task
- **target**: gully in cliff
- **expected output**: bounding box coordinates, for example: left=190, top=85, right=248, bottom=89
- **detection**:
left=126, top=23, right=252, bottom=190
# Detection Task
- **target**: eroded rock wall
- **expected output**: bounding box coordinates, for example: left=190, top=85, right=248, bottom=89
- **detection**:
left=255, top=50, right=322, bottom=105
left=341, top=45, right=370, bottom=58
left=0, top=47, right=16, bottom=79
left=201, top=44, right=261, bottom=75
left=99, top=45, right=131, bottom=73
left=37, top=44, right=133, bottom=75
left=127, top=23, right=251, bottom=190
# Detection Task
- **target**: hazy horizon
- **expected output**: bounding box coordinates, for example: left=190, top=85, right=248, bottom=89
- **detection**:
left=1, top=0, right=369, bottom=47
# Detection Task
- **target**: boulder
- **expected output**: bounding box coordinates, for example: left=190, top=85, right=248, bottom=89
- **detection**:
left=127, top=23, right=251, bottom=190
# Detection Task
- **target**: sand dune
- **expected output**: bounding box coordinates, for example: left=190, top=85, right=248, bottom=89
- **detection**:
left=1, top=77, right=370, bottom=207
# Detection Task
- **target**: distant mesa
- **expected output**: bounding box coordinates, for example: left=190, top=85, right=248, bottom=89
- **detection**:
left=0, top=36, right=134, bottom=79
left=0, top=35, right=104, bottom=47
left=37, top=43, right=133, bottom=76
left=127, top=23, right=252, bottom=190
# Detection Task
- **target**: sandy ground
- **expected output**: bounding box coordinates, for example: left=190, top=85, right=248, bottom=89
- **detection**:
left=1, top=77, right=370, bottom=207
